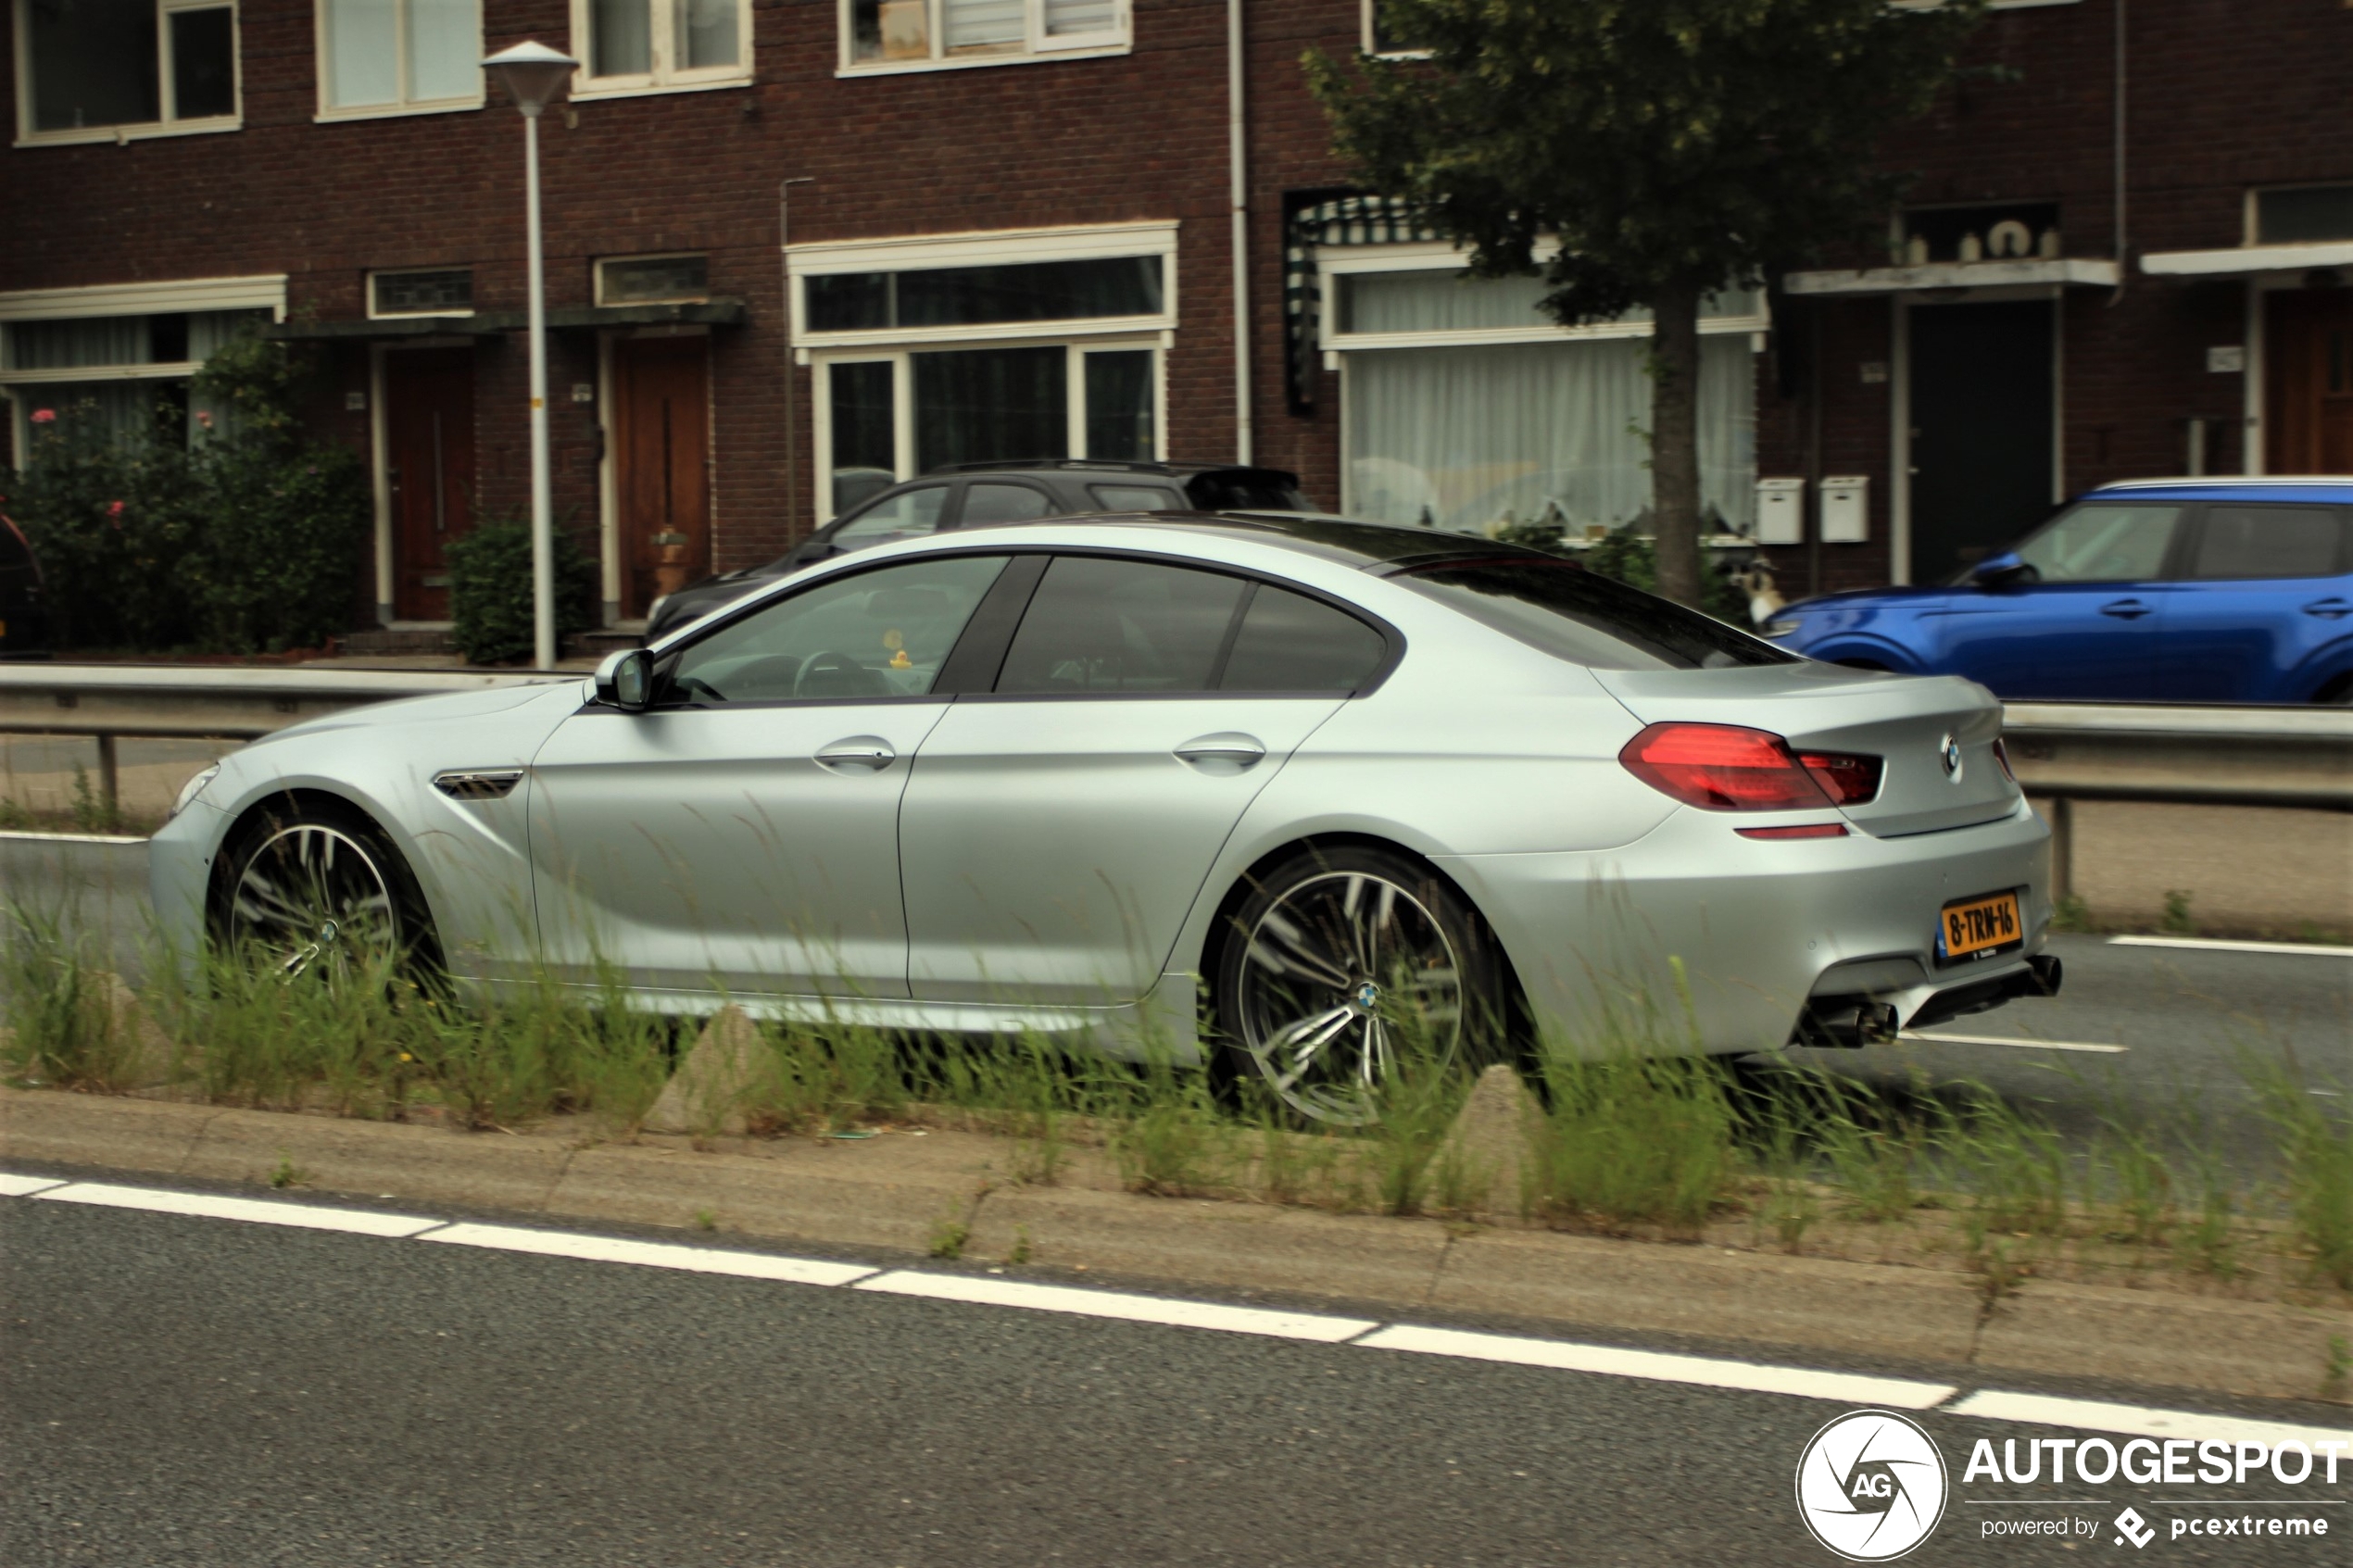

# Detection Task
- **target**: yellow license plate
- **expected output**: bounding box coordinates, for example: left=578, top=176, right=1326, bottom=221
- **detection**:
left=1939, top=890, right=2023, bottom=964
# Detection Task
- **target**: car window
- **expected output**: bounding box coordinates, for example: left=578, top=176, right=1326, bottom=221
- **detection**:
left=995, top=556, right=1249, bottom=694
left=1089, top=483, right=1186, bottom=512
left=665, top=555, right=1008, bottom=705
left=2189, top=506, right=2347, bottom=580
left=1394, top=558, right=1793, bottom=671
left=1184, top=471, right=1312, bottom=511
left=960, top=483, right=1055, bottom=526
left=2012, top=503, right=2183, bottom=583
left=830, top=484, right=950, bottom=547
left=1220, top=586, right=1387, bottom=692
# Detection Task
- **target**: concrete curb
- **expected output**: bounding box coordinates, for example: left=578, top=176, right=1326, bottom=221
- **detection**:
left=6, top=1086, right=2347, bottom=1407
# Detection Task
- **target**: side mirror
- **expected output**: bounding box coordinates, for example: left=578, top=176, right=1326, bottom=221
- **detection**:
left=1969, top=551, right=2037, bottom=588
left=595, top=647, right=655, bottom=712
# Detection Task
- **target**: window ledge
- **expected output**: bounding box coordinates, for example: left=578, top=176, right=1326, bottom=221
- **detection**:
left=798, top=316, right=1171, bottom=352
left=836, top=44, right=1130, bottom=80
left=315, top=99, right=485, bottom=125
left=569, top=76, right=751, bottom=103
left=13, top=118, right=242, bottom=149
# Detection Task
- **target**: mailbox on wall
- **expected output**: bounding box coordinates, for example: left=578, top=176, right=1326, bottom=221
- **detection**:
left=1754, top=478, right=1805, bottom=545
left=1821, top=476, right=1869, bottom=543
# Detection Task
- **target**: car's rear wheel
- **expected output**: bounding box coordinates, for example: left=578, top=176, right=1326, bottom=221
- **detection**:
left=1211, top=845, right=1511, bottom=1123
left=213, top=798, right=438, bottom=984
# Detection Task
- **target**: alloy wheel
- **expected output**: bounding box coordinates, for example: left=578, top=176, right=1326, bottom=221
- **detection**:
left=227, top=823, right=401, bottom=981
left=1232, top=870, right=1463, bottom=1123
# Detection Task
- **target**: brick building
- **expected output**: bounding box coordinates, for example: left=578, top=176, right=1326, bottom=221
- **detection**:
left=2, top=0, right=2348, bottom=637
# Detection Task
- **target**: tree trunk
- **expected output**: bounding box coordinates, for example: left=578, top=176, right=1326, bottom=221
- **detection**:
left=1649, top=278, right=1705, bottom=609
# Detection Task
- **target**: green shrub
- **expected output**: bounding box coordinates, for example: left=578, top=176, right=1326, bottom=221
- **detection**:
left=6, top=335, right=370, bottom=654
left=447, top=519, right=598, bottom=666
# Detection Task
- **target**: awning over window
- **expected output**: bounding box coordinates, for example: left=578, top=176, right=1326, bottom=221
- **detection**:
left=1284, top=190, right=1440, bottom=412
left=1781, top=258, right=2120, bottom=296
left=2140, top=241, right=2353, bottom=278
left=264, top=298, right=749, bottom=341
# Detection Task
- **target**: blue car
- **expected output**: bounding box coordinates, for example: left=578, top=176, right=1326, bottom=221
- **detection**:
left=1764, top=479, right=2353, bottom=704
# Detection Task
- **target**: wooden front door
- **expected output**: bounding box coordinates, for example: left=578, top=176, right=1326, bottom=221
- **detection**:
left=2266, top=288, right=2353, bottom=474
left=614, top=336, right=711, bottom=619
left=384, top=348, right=476, bottom=621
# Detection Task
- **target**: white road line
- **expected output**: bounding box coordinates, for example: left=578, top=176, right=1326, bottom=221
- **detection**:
left=1358, top=1324, right=1958, bottom=1409
left=0, top=828, right=148, bottom=846
left=420, top=1222, right=879, bottom=1286
left=31, top=1181, right=445, bottom=1237
left=855, top=1270, right=1379, bottom=1343
left=2110, top=935, right=2353, bottom=959
left=1900, top=1030, right=2128, bottom=1055
left=1948, top=1391, right=2353, bottom=1449
left=0, top=1173, right=68, bottom=1197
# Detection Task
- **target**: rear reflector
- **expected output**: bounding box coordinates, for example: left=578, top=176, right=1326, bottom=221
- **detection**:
left=1617, top=722, right=1835, bottom=811
left=1736, top=823, right=1851, bottom=840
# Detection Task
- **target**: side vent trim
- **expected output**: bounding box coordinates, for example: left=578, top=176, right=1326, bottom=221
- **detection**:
left=433, top=768, right=524, bottom=801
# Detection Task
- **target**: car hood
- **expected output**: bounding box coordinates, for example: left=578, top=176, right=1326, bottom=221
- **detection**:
left=1781, top=583, right=1960, bottom=617
left=244, top=679, right=582, bottom=750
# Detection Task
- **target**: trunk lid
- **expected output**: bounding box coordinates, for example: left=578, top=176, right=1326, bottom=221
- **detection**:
left=1594, top=664, right=2019, bottom=837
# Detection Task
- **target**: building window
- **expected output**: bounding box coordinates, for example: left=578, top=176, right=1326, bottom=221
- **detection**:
left=2254, top=185, right=2353, bottom=246
left=597, top=254, right=711, bottom=306
left=807, top=257, right=1163, bottom=332
left=371, top=269, right=474, bottom=318
left=1362, top=0, right=1424, bottom=56
left=2, top=307, right=270, bottom=454
left=1324, top=255, right=1764, bottom=537
left=17, top=0, right=240, bottom=144
left=316, top=0, right=482, bottom=118
left=573, top=0, right=751, bottom=92
left=843, top=0, right=1128, bottom=71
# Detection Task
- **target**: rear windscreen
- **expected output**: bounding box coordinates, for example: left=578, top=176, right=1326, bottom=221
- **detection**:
left=1395, top=558, right=1794, bottom=671
left=1184, top=471, right=1311, bottom=512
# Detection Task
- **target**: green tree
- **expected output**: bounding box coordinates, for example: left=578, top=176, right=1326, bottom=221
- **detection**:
left=1309, top=0, right=1984, bottom=606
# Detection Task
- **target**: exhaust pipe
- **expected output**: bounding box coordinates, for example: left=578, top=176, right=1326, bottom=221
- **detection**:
left=1795, top=956, right=2062, bottom=1049
left=1794, top=997, right=1900, bottom=1050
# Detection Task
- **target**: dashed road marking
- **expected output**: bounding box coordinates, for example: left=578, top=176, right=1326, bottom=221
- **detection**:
left=1357, top=1324, right=1957, bottom=1409
left=857, top=1269, right=1378, bottom=1343
left=1901, top=1030, right=2128, bottom=1055
left=2110, top=935, right=2352, bottom=959
left=421, top=1221, right=879, bottom=1286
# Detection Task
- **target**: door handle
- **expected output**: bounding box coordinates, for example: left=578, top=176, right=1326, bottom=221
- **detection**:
left=2098, top=598, right=2153, bottom=620
left=814, top=736, right=896, bottom=772
left=1175, top=734, right=1266, bottom=771
left=2302, top=596, right=2352, bottom=620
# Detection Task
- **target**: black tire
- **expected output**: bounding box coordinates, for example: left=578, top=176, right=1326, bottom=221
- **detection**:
left=210, top=797, right=441, bottom=984
left=1210, top=845, right=1513, bottom=1123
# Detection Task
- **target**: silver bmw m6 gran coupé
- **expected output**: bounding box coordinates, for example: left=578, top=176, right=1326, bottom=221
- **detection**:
left=153, top=514, right=2058, bottom=1119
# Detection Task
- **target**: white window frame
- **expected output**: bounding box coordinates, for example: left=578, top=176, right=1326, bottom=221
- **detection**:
left=312, top=0, right=484, bottom=123
left=788, top=221, right=1178, bottom=351
left=808, top=337, right=1167, bottom=521
left=1361, top=0, right=1427, bottom=59
left=1317, top=242, right=1770, bottom=354
left=595, top=252, right=713, bottom=307
left=369, top=268, right=477, bottom=320
left=837, top=0, right=1130, bottom=78
left=571, top=0, right=755, bottom=99
left=11, top=0, right=244, bottom=147
left=0, top=274, right=287, bottom=466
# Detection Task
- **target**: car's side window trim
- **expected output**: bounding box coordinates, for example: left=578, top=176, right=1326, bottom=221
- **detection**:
left=2175, top=500, right=2353, bottom=582
left=965, top=546, right=1404, bottom=701
left=935, top=553, right=1050, bottom=693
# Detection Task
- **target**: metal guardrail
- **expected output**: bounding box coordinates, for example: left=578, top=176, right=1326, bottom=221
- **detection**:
left=0, top=670, right=2344, bottom=847
left=0, top=664, right=567, bottom=809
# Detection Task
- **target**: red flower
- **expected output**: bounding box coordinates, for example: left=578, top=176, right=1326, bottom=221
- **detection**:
left=30, top=408, right=57, bottom=424
left=107, top=500, right=126, bottom=518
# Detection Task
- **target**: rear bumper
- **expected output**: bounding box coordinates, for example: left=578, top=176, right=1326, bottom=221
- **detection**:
left=1434, top=798, right=2053, bottom=1057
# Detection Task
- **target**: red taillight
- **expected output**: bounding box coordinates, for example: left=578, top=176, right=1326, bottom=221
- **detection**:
left=1618, top=722, right=1835, bottom=811
left=1992, top=736, right=2016, bottom=782
left=1736, top=823, right=1851, bottom=840
left=1796, top=749, right=1883, bottom=806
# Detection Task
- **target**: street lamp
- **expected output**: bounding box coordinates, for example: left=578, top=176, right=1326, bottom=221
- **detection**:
left=483, top=42, right=577, bottom=670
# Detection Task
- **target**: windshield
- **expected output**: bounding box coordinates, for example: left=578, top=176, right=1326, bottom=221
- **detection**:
left=1395, top=558, right=1795, bottom=671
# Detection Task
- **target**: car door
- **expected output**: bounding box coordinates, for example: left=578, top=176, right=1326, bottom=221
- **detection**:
left=2160, top=502, right=2353, bottom=702
left=1928, top=500, right=2189, bottom=700
left=898, top=554, right=1391, bottom=1007
left=526, top=553, right=1012, bottom=999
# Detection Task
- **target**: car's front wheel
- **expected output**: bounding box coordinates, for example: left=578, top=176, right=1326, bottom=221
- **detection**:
left=1211, top=845, right=1512, bottom=1123
left=212, top=798, right=438, bottom=983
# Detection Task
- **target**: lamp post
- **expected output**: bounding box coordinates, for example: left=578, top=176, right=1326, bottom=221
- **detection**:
left=483, top=42, right=576, bottom=670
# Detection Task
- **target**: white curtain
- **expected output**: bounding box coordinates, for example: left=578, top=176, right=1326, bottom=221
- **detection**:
left=1346, top=335, right=1756, bottom=535
left=328, top=0, right=400, bottom=107
left=7, top=309, right=266, bottom=447
left=409, top=0, right=480, bottom=99
left=943, top=0, right=1023, bottom=51
left=675, top=0, right=739, bottom=68
left=1044, top=0, right=1115, bottom=36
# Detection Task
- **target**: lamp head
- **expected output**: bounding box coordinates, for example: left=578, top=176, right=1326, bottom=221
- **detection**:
left=483, top=41, right=578, bottom=118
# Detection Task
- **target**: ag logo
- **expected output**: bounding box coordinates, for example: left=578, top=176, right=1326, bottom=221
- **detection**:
left=2114, top=1507, right=2155, bottom=1549
left=1795, top=1410, right=1949, bottom=1561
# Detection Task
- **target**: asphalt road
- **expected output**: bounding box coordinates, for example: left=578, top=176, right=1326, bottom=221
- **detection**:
left=5, top=1190, right=2349, bottom=1568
